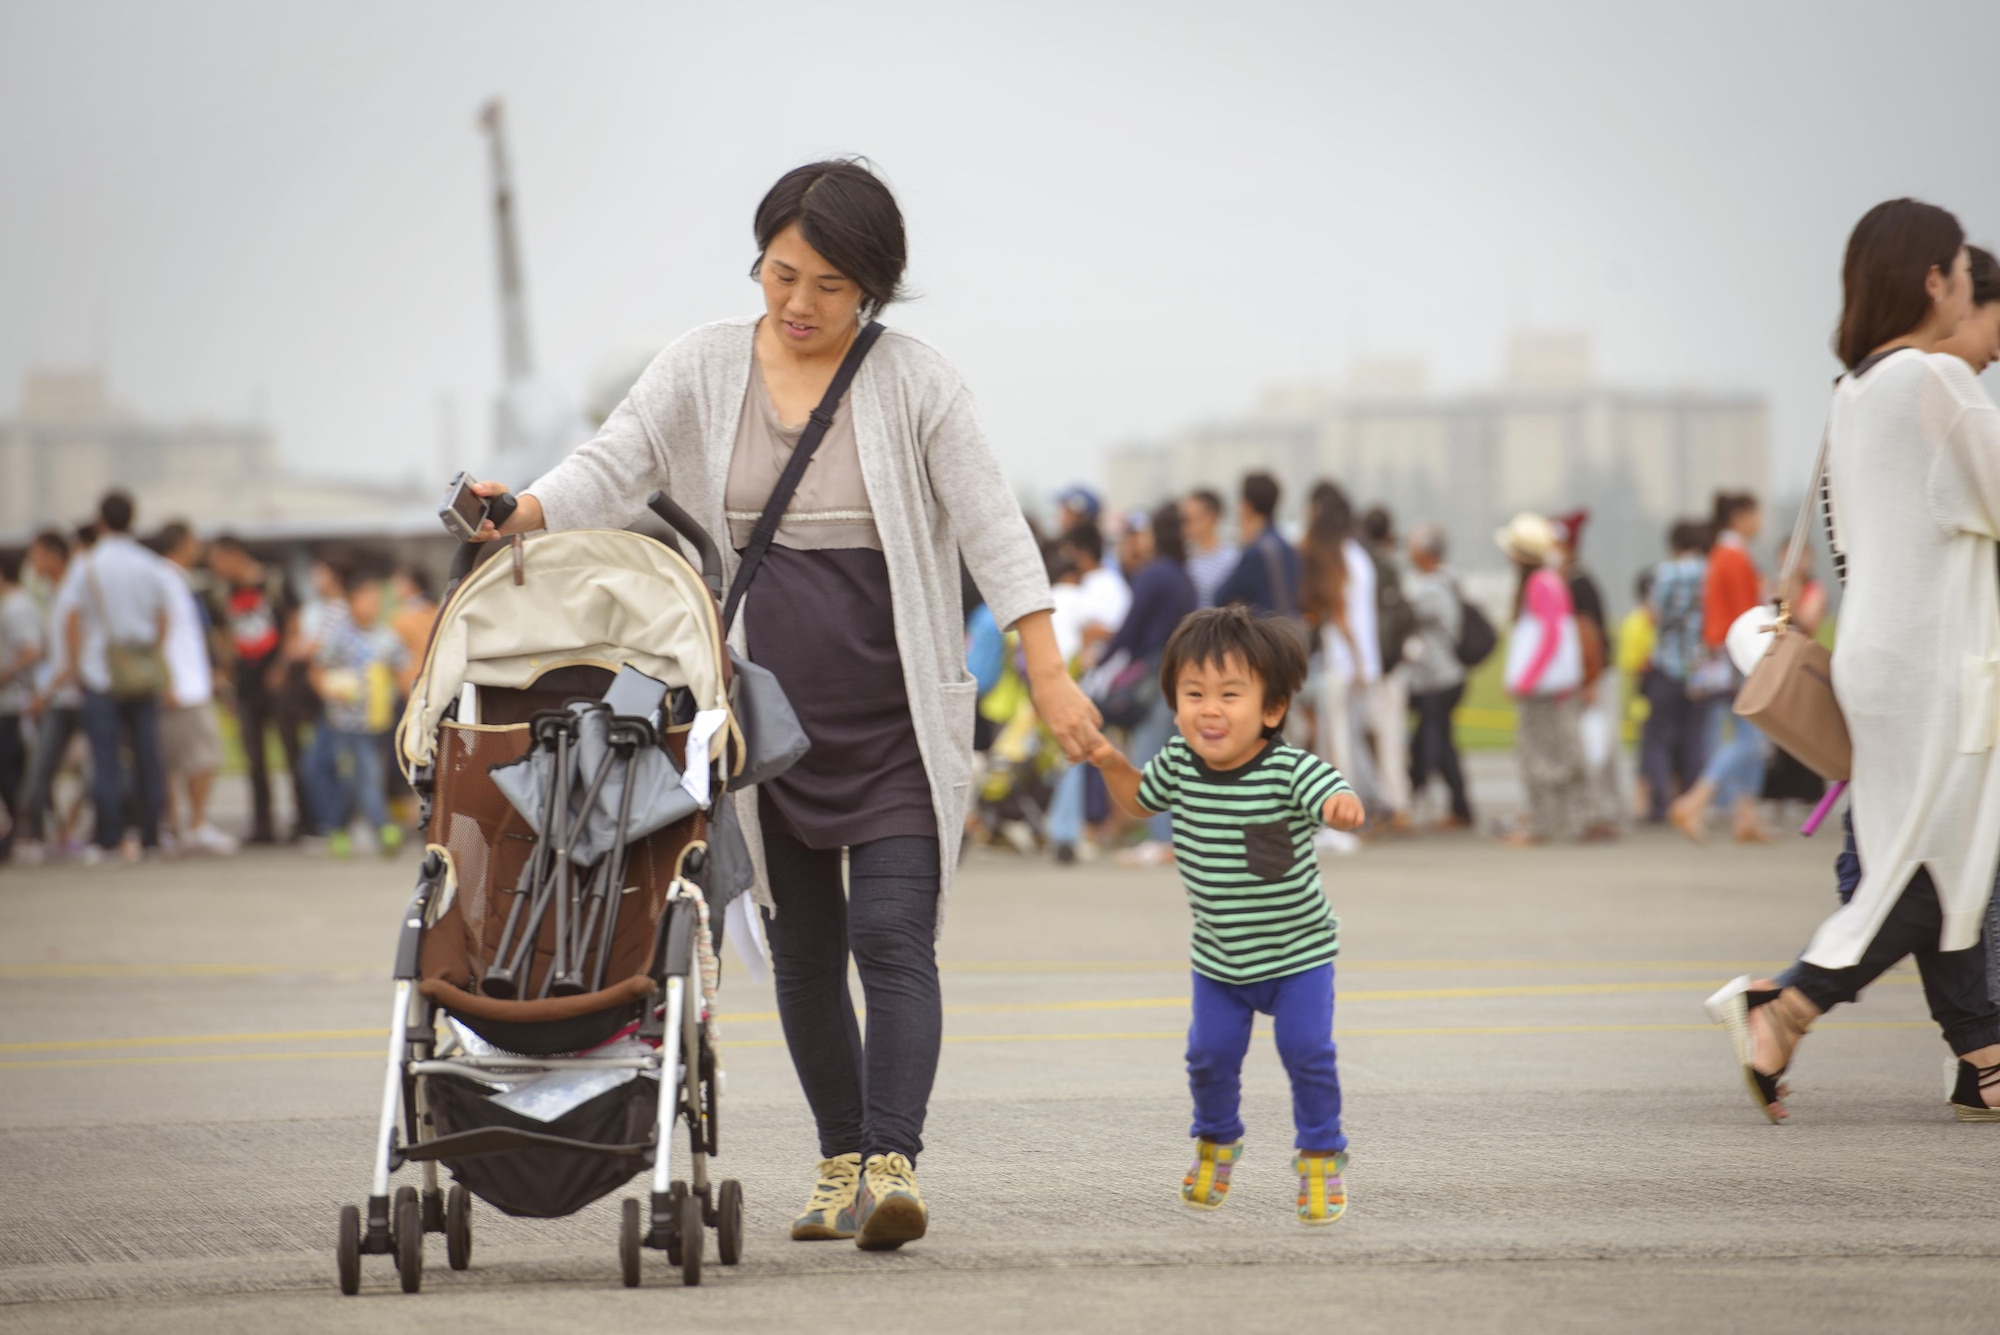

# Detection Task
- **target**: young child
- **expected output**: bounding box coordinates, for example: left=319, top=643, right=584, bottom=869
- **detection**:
left=309, top=569, right=407, bottom=857
left=1088, top=605, right=1365, bottom=1224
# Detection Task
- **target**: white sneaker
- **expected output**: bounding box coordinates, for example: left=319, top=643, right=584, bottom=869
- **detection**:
left=12, top=840, right=47, bottom=866
left=158, top=828, right=181, bottom=858
left=77, top=845, right=108, bottom=868
left=1314, top=828, right=1362, bottom=856
left=1115, top=839, right=1174, bottom=868
left=188, top=823, right=240, bottom=856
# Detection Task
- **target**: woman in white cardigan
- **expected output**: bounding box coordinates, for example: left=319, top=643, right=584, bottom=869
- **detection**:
left=469, top=161, right=1106, bottom=1247
left=1708, top=199, right=2000, bottom=1124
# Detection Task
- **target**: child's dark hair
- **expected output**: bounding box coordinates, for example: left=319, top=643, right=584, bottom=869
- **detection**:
left=1158, top=606, right=1308, bottom=735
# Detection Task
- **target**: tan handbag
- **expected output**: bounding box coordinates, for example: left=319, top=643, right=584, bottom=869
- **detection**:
left=1733, top=417, right=1851, bottom=780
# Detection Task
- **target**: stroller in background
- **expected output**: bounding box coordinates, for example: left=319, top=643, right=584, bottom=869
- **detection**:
left=334, top=493, right=764, bottom=1295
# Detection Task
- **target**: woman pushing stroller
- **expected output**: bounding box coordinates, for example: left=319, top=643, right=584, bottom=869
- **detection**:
left=466, top=159, right=1104, bottom=1250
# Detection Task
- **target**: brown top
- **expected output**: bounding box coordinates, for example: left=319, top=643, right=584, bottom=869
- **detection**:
left=725, top=354, right=880, bottom=551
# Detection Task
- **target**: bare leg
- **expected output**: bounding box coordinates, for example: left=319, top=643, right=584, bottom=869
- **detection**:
left=187, top=769, right=214, bottom=829
left=1668, top=779, right=1713, bottom=842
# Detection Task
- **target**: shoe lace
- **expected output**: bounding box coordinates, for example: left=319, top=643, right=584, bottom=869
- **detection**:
left=804, top=1157, right=859, bottom=1212
left=868, top=1153, right=916, bottom=1194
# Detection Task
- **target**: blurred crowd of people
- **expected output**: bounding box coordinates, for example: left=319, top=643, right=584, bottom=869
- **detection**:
left=963, top=472, right=1501, bottom=864
left=0, top=488, right=436, bottom=867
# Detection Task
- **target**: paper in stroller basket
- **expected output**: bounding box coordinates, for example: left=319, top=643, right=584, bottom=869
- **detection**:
left=449, top=1018, right=660, bottom=1123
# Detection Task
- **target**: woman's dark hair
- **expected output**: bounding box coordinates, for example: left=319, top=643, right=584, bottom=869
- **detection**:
left=1158, top=605, right=1309, bottom=735
left=1299, top=484, right=1352, bottom=629
left=1970, top=245, right=2000, bottom=308
left=751, top=159, right=909, bottom=321
left=1836, top=198, right=1965, bottom=369
left=1712, top=491, right=1759, bottom=533
left=1240, top=471, right=1281, bottom=521
left=1150, top=500, right=1187, bottom=565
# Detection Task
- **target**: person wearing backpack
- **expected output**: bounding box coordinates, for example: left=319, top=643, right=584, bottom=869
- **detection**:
left=1402, top=522, right=1472, bottom=828
left=1361, top=507, right=1417, bottom=831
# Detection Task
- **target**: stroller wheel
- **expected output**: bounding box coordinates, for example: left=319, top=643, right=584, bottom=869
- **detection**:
left=390, top=1185, right=419, bottom=1269
left=395, top=1194, right=424, bottom=1293
left=664, top=1181, right=687, bottom=1264
left=336, top=1204, right=361, bottom=1295
left=446, top=1185, right=473, bottom=1271
left=716, top=1180, right=744, bottom=1266
left=677, top=1190, right=704, bottom=1287
left=619, top=1198, right=643, bottom=1288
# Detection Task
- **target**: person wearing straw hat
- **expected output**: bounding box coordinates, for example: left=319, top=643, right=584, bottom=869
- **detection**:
left=1495, top=513, right=1590, bottom=846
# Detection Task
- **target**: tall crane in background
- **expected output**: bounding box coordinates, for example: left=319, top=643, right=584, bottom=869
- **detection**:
left=477, top=98, right=582, bottom=488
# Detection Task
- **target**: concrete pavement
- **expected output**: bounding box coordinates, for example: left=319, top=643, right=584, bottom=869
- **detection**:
left=1, top=825, right=1994, bottom=1333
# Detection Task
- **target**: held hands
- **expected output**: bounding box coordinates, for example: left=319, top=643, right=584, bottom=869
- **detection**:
left=1028, top=667, right=1105, bottom=764
left=1323, top=791, right=1366, bottom=832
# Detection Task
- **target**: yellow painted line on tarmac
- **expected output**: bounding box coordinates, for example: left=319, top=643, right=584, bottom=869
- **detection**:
left=0, top=962, right=378, bottom=979
left=0, top=1028, right=388, bottom=1055
left=940, top=959, right=1807, bottom=975
left=0, top=977, right=1923, bottom=1057
left=0, top=1019, right=1935, bottom=1070
left=0, top=957, right=1849, bottom=981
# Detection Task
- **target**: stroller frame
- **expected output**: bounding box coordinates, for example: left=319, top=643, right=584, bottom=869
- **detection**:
left=335, top=492, right=744, bottom=1295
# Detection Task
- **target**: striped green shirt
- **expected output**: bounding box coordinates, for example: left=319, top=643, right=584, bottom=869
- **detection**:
left=1137, top=736, right=1351, bottom=984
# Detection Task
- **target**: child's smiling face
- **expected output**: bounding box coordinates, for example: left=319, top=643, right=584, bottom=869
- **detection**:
left=1172, top=653, right=1286, bottom=771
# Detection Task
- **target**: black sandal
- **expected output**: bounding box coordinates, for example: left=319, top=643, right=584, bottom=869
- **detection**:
left=1949, top=1058, right=2000, bottom=1123
left=1705, top=976, right=1802, bottom=1123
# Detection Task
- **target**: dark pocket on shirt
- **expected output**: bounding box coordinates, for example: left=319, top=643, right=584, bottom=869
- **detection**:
left=1242, top=820, right=1297, bottom=881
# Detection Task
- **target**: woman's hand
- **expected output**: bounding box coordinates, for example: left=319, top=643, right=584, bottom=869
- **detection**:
left=466, top=480, right=545, bottom=541
left=1012, top=609, right=1105, bottom=761
left=1028, top=667, right=1106, bottom=763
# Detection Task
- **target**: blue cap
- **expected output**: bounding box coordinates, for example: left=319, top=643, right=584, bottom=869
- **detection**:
left=1054, top=485, right=1101, bottom=519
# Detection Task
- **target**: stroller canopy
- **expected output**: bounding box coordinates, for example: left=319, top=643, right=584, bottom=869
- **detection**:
left=399, top=529, right=730, bottom=778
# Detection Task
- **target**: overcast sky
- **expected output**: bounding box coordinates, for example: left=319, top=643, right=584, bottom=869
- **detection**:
left=4, top=0, right=1996, bottom=509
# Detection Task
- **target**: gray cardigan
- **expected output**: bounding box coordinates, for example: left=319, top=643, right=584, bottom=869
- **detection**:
left=527, top=317, right=1054, bottom=923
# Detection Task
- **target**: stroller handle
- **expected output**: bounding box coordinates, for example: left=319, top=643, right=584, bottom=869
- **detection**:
left=647, top=491, right=724, bottom=601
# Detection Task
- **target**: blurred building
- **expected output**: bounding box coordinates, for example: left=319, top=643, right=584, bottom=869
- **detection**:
left=1104, top=333, right=1767, bottom=606
left=0, top=370, right=427, bottom=537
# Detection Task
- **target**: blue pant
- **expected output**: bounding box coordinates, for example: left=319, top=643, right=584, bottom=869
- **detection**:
left=80, top=691, right=164, bottom=851
left=1187, top=963, right=1345, bottom=1151
left=314, top=728, right=387, bottom=833
left=1700, top=706, right=1766, bottom=807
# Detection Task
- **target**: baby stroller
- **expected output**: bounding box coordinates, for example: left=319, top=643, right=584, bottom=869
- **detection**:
left=334, top=493, right=756, bottom=1295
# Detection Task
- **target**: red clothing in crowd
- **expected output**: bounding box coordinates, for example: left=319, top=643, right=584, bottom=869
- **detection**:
left=1702, top=534, right=1761, bottom=648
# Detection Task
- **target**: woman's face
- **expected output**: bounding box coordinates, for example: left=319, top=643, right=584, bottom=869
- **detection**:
left=1930, top=246, right=1974, bottom=340
left=1734, top=504, right=1763, bottom=540
left=1939, top=301, right=2000, bottom=373
left=758, top=223, right=865, bottom=356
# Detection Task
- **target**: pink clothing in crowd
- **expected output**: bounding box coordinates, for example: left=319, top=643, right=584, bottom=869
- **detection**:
left=1510, top=568, right=1574, bottom=696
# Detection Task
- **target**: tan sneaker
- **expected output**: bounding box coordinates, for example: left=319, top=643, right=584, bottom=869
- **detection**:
left=854, top=1152, right=927, bottom=1251
left=790, top=1153, right=862, bottom=1240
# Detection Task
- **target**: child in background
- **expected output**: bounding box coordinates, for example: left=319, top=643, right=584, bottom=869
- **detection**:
left=310, top=570, right=407, bottom=857
left=1088, top=606, right=1365, bottom=1224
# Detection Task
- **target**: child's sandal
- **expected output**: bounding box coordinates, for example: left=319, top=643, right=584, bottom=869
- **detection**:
left=1180, top=1139, right=1241, bottom=1210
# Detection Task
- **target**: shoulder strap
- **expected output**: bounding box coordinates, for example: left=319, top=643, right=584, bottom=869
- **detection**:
left=1776, top=387, right=1840, bottom=618
left=720, top=322, right=886, bottom=633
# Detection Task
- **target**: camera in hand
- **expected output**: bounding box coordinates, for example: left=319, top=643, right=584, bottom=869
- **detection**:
left=438, top=472, right=519, bottom=542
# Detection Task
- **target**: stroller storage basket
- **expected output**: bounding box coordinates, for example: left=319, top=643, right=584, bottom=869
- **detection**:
left=421, top=1071, right=659, bottom=1219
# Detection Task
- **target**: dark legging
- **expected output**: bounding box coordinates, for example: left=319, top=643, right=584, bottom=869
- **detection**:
left=1408, top=683, right=1471, bottom=823
left=1786, top=866, right=2000, bottom=1056
left=760, top=824, right=942, bottom=1164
